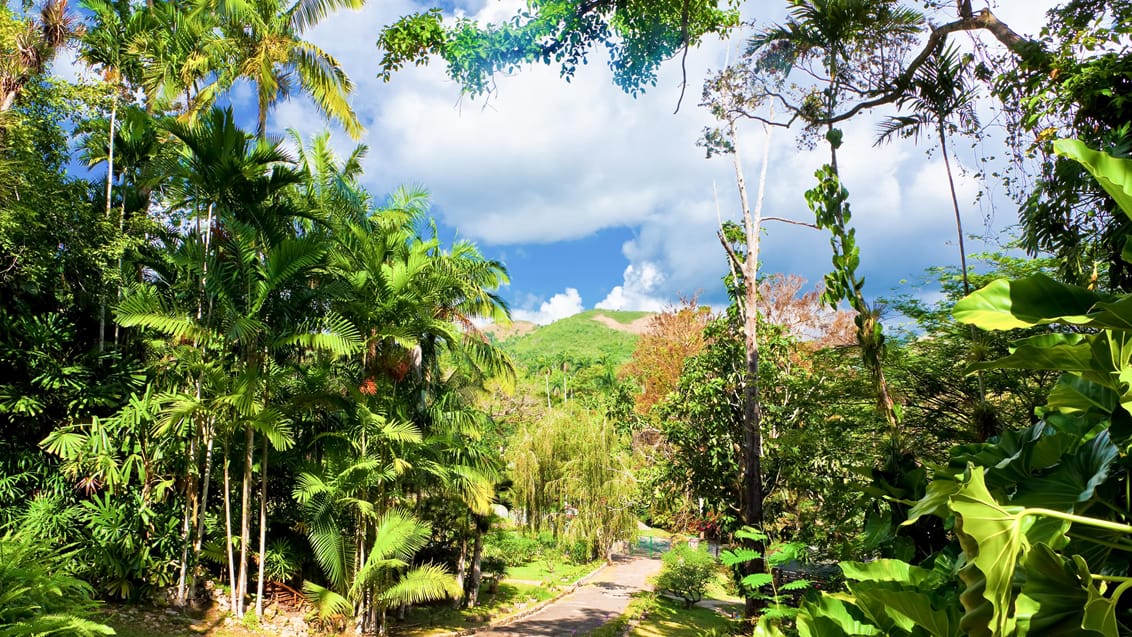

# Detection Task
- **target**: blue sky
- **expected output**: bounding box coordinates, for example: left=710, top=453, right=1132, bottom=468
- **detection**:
left=55, top=0, right=1055, bottom=324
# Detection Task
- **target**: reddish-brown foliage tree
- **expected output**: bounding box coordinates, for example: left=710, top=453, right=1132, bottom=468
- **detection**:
left=759, top=274, right=856, bottom=349
left=622, top=300, right=713, bottom=414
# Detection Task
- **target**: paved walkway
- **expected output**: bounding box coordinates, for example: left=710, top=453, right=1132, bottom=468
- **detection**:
left=479, top=555, right=662, bottom=637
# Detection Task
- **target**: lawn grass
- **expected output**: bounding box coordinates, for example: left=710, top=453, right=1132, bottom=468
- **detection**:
left=628, top=597, right=741, bottom=637
left=636, top=527, right=672, bottom=539
left=505, top=559, right=603, bottom=585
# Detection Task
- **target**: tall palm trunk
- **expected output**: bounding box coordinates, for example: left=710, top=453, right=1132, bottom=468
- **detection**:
left=224, top=436, right=238, bottom=614
left=467, top=527, right=484, bottom=608
left=238, top=424, right=254, bottom=616
left=453, top=534, right=467, bottom=608
left=193, top=420, right=216, bottom=584
left=938, top=123, right=988, bottom=411
left=99, top=95, right=118, bottom=353
left=176, top=429, right=199, bottom=605
left=256, top=438, right=268, bottom=618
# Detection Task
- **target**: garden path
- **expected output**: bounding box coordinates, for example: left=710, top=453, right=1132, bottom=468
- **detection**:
left=478, top=555, right=661, bottom=637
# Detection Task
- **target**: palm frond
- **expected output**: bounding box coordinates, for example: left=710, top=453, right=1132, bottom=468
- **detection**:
left=292, top=41, right=362, bottom=139
left=377, top=563, right=461, bottom=606
left=368, top=509, right=430, bottom=563
left=301, top=581, right=351, bottom=621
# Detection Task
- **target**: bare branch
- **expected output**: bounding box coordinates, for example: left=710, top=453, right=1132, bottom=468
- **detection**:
left=734, top=8, right=1038, bottom=129
left=763, top=216, right=819, bottom=229
left=674, top=0, right=690, bottom=114
left=820, top=9, right=1036, bottom=126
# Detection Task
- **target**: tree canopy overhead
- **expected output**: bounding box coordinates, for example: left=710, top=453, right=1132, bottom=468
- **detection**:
left=377, top=0, right=740, bottom=96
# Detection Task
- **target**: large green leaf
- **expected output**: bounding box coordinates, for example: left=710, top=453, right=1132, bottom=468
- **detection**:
left=840, top=560, right=958, bottom=637
left=953, top=275, right=1111, bottom=330
left=1053, top=139, right=1132, bottom=220
left=840, top=559, right=938, bottom=588
left=1012, top=430, right=1117, bottom=512
left=1015, top=544, right=1113, bottom=637
left=904, top=479, right=960, bottom=526
left=1047, top=375, right=1118, bottom=417
left=852, top=586, right=959, bottom=637
left=795, top=594, right=882, bottom=637
left=949, top=467, right=1071, bottom=636
left=967, top=333, right=1095, bottom=374
left=947, top=422, right=1071, bottom=489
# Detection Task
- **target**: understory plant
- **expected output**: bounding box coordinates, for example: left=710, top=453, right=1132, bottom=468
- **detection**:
left=0, top=533, right=114, bottom=637
left=759, top=139, right=1132, bottom=636
left=722, top=527, right=812, bottom=633
left=654, top=543, right=718, bottom=608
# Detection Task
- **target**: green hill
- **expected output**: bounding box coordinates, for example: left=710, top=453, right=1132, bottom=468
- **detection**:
left=501, top=310, right=651, bottom=370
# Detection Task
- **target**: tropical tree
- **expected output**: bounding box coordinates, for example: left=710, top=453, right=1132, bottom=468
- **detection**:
left=118, top=107, right=360, bottom=615
left=129, top=1, right=229, bottom=119
left=220, top=0, right=364, bottom=139
left=0, top=0, right=76, bottom=116
left=302, top=510, right=460, bottom=635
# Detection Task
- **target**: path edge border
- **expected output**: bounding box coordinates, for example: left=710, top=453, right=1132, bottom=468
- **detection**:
left=427, top=559, right=612, bottom=637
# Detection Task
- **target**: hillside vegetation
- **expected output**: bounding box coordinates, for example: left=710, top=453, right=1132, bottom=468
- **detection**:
left=501, top=310, right=652, bottom=368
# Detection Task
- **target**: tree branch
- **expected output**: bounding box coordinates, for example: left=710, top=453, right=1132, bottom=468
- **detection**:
left=820, top=9, right=1037, bottom=126
left=763, top=216, right=819, bottom=229
left=734, top=8, right=1040, bottom=128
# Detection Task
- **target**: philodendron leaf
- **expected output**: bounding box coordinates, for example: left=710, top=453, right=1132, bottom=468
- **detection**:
left=1013, top=430, right=1118, bottom=512
left=1015, top=543, right=1113, bottom=637
left=967, top=334, right=1095, bottom=374
left=795, top=593, right=882, bottom=637
left=947, top=421, right=1070, bottom=489
left=1053, top=139, right=1132, bottom=220
left=852, top=586, right=960, bottom=637
left=950, top=467, right=1071, bottom=637
left=1047, top=375, right=1118, bottom=416
left=905, top=478, right=960, bottom=526
left=839, top=560, right=960, bottom=637
left=840, top=559, right=937, bottom=587
left=953, top=275, right=1111, bottom=330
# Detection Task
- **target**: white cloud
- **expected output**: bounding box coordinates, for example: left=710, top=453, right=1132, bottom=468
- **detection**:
left=597, top=262, right=668, bottom=311
left=512, top=288, right=585, bottom=324
left=283, top=0, right=1059, bottom=309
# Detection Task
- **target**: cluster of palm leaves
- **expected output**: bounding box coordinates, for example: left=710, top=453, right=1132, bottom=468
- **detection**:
left=0, top=0, right=517, bottom=633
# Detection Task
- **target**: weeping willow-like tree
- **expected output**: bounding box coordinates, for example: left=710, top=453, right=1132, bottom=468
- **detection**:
left=509, top=406, right=637, bottom=559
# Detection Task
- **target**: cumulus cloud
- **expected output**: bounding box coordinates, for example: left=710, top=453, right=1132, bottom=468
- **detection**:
left=512, top=288, right=585, bottom=325
left=282, top=0, right=1057, bottom=309
left=596, top=262, right=669, bottom=311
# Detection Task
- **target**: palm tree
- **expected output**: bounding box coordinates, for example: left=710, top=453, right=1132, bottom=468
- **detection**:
left=218, top=0, right=364, bottom=139
left=0, top=0, right=77, bottom=115
left=301, top=510, right=460, bottom=635
left=876, top=43, right=978, bottom=296
left=129, top=1, right=229, bottom=120
left=875, top=43, right=990, bottom=428
left=121, top=107, right=360, bottom=617
left=80, top=0, right=147, bottom=351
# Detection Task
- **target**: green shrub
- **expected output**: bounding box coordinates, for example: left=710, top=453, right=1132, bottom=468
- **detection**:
left=480, top=552, right=508, bottom=592
left=566, top=539, right=590, bottom=565
left=262, top=537, right=301, bottom=583
left=654, top=544, right=717, bottom=608
left=485, top=532, right=542, bottom=567
left=0, top=533, right=113, bottom=637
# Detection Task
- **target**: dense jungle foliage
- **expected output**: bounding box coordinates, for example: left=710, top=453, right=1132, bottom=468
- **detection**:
left=4, top=0, right=1132, bottom=635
